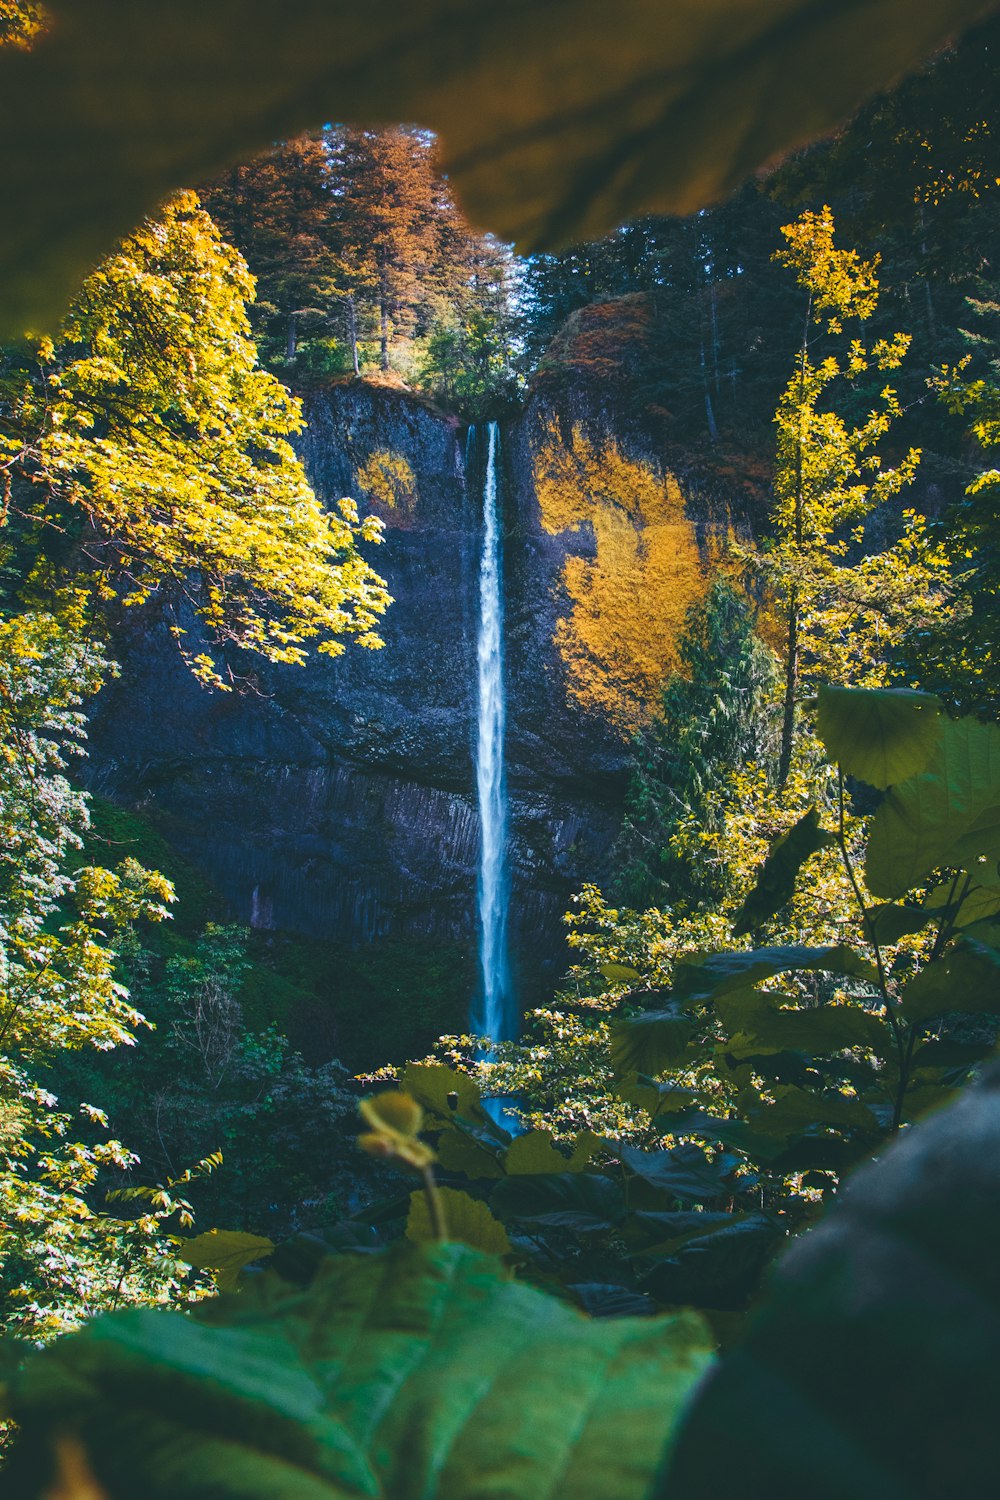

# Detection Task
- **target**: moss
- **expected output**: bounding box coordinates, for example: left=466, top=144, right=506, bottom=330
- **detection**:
left=75, top=795, right=222, bottom=936
left=250, top=933, right=474, bottom=1073
left=533, top=419, right=721, bottom=733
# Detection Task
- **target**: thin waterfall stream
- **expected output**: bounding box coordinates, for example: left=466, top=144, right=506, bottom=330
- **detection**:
left=472, top=421, right=516, bottom=1053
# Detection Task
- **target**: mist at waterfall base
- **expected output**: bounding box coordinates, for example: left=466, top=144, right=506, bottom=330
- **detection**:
left=470, top=423, right=520, bottom=1131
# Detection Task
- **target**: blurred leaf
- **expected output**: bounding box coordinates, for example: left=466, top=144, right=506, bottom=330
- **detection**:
left=178, top=1230, right=275, bottom=1292
left=491, top=1172, right=626, bottom=1231
left=435, top=1127, right=506, bottom=1179
left=7, top=1309, right=368, bottom=1499
left=611, top=1008, right=694, bottom=1077
left=866, top=717, right=1000, bottom=898
left=898, top=936, right=1000, bottom=1023
left=663, top=1064, right=1000, bottom=1499
left=0, top=0, right=992, bottom=331
left=815, top=686, right=942, bottom=789
left=504, top=1129, right=572, bottom=1175
left=10, top=1244, right=714, bottom=1500
left=406, top=1186, right=511, bottom=1255
left=733, top=808, right=834, bottom=936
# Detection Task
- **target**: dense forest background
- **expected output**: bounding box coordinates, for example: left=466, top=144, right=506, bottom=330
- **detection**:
left=3, top=16, right=1000, bottom=1492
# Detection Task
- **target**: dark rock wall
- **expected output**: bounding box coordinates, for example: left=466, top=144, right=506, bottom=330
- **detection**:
left=85, top=381, right=650, bottom=1003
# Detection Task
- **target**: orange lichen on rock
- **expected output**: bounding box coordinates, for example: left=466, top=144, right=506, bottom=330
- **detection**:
left=355, top=449, right=418, bottom=523
left=534, top=418, right=710, bottom=733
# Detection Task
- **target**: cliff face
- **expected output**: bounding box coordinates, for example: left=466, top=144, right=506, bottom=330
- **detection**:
left=84, top=374, right=733, bottom=1004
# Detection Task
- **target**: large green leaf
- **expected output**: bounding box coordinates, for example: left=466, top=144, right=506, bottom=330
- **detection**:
left=620, top=1144, right=738, bottom=1205
left=10, top=1243, right=714, bottom=1500
left=865, top=716, right=1000, bottom=898
left=714, top=989, right=888, bottom=1057
left=744, top=1084, right=881, bottom=1138
left=0, top=0, right=993, bottom=332
left=610, top=1008, right=694, bottom=1076
left=732, top=808, right=834, bottom=937
left=672, top=945, right=878, bottom=1003
left=898, top=936, right=1000, bottom=1023
left=663, top=1063, right=1000, bottom=1499
left=814, top=686, right=943, bottom=790
left=491, top=1172, right=627, bottom=1232
left=179, top=1230, right=276, bottom=1292
left=6, top=1310, right=371, bottom=1500
left=406, top=1187, right=511, bottom=1255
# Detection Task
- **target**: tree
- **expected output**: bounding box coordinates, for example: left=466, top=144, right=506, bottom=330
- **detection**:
left=616, top=579, right=778, bottom=908
left=0, top=191, right=389, bottom=687
left=202, top=134, right=352, bottom=369
left=762, top=206, right=939, bottom=784
left=0, top=603, right=214, bottom=1339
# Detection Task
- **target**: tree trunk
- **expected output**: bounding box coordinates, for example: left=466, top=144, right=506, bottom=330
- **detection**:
left=380, top=299, right=390, bottom=371
left=345, top=295, right=360, bottom=375
left=778, top=593, right=799, bottom=789
left=286, top=311, right=297, bottom=361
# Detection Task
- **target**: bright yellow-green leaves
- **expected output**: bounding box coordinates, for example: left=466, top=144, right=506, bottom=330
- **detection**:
left=6, top=192, right=390, bottom=686
left=775, top=205, right=880, bottom=333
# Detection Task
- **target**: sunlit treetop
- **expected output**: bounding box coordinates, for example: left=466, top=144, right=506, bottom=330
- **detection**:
left=774, top=206, right=880, bottom=335
left=0, top=0, right=46, bottom=50
left=1, top=191, right=390, bottom=686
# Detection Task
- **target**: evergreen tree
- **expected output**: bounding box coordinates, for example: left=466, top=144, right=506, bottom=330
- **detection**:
left=202, top=134, right=351, bottom=371
left=616, top=579, right=777, bottom=909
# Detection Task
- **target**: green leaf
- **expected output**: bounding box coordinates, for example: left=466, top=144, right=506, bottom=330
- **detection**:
left=620, top=1144, right=737, bottom=1205
left=0, top=1, right=988, bottom=333
left=614, top=1073, right=700, bottom=1116
left=922, top=880, right=1000, bottom=927
left=714, top=990, right=888, bottom=1057
left=504, top=1129, right=573, bottom=1175
left=406, top=1186, right=511, bottom=1255
left=745, top=1084, right=881, bottom=1139
left=610, top=1008, right=694, bottom=1077
left=491, top=1173, right=626, bottom=1231
left=10, top=1243, right=714, bottom=1500
left=732, top=808, right=835, bottom=936
left=399, top=1061, right=501, bottom=1135
left=898, top=938, right=1000, bottom=1024
left=178, top=1230, right=276, bottom=1292
left=600, top=962, right=643, bottom=984
left=7, top=1309, right=370, bottom=1499
left=672, top=945, right=878, bottom=1003
left=864, top=902, right=934, bottom=946
left=663, top=1065, right=1000, bottom=1499
left=435, top=1127, right=506, bottom=1179
left=815, top=685, right=942, bottom=789
left=866, top=716, right=1000, bottom=898
left=640, top=1214, right=782, bottom=1311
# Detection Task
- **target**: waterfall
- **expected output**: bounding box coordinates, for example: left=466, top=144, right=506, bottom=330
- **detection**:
left=472, top=421, right=515, bottom=1046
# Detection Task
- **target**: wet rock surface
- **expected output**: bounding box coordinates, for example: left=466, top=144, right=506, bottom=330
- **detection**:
left=84, top=381, right=638, bottom=1003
